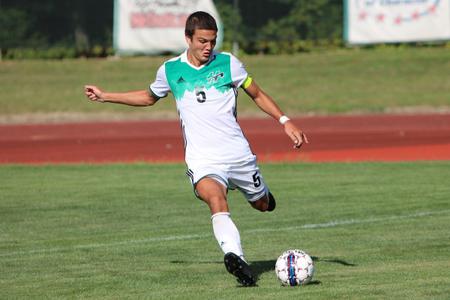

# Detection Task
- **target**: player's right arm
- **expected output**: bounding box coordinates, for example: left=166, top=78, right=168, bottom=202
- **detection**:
left=84, top=85, right=158, bottom=106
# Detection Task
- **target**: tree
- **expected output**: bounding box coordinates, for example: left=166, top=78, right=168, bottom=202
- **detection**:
left=0, top=0, right=113, bottom=50
left=0, top=8, right=29, bottom=48
left=283, top=0, right=343, bottom=41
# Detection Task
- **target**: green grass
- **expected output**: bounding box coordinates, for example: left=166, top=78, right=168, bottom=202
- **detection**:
left=1, top=47, right=449, bottom=118
left=1, top=162, right=449, bottom=299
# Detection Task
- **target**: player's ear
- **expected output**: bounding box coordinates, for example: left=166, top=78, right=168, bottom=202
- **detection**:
left=185, top=35, right=193, bottom=46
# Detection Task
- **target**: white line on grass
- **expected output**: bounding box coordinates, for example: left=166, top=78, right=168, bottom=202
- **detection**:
left=1, top=209, right=449, bottom=258
left=247, top=209, right=450, bottom=233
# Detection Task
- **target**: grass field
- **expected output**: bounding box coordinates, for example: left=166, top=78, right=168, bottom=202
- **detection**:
left=1, top=47, right=449, bottom=120
left=1, top=162, right=449, bottom=299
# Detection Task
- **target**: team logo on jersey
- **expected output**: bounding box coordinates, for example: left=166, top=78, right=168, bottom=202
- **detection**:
left=207, top=71, right=224, bottom=84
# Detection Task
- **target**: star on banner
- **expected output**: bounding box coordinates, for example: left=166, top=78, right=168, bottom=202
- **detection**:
left=376, top=13, right=385, bottom=22
left=359, top=11, right=367, bottom=20
left=428, top=4, right=437, bottom=13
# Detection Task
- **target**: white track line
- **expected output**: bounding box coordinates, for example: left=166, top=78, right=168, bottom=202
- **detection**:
left=1, top=209, right=449, bottom=258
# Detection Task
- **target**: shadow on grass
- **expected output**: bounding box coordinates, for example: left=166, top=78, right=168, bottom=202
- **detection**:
left=312, top=256, right=357, bottom=266
left=170, top=256, right=356, bottom=268
left=249, top=259, right=277, bottom=276
left=170, top=260, right=222, bottom=264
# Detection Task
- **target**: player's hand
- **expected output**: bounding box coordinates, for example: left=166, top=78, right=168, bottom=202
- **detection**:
left=284, top=121, right=308, bottom=149
left=84, top=85, right=104, bottom=102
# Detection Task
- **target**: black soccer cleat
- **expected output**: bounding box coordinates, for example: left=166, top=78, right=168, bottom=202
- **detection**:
left=267, top=192, right=276, bottom=212
left=224, top=252, right=257, bottom=286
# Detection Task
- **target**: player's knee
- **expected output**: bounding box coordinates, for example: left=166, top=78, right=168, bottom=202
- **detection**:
left=250, top=198, right=269, bottom=212
left=250, top=192, right=276, bottom=212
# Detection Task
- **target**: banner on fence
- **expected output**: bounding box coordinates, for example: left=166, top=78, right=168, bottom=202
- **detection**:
left=344, top=0, right=450, bottom=44
left=113, top=0, right=222, bottom=55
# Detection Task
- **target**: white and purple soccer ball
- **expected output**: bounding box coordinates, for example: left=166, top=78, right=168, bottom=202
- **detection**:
left=275, top=249, right=314, bottom=286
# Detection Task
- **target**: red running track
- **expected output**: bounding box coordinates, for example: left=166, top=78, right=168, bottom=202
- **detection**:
left=1, top=114, right=449, bottom=164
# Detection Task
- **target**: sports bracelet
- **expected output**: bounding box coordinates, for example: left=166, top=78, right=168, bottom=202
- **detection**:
left=279, top=115, right=290, bottom=125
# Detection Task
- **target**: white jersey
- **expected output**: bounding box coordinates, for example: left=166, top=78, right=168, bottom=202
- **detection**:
left=149, top=50, right=255, bottom=166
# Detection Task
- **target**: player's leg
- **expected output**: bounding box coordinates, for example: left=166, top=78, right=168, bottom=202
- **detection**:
left=196, top=177, right=243, bottom=256
left=189, top=169, right=244, bottom=257
left=196, top=177, right=256, bottom=286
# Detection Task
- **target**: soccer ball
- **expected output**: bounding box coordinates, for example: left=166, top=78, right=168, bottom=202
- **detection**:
left=275, top=249, right=314, bottom=286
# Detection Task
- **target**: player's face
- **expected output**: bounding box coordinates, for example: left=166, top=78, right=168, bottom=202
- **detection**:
left=186, top=29, right=217, bottom=66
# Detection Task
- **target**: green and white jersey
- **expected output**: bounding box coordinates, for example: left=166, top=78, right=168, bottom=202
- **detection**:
left=149, top=50, right=255, bottom=166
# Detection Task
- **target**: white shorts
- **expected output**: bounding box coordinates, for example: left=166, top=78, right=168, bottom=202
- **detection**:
left=186, top=158, right=269, bottom=202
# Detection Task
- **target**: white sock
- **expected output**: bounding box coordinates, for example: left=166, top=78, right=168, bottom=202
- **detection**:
left=211, top=212, right=244, bottom=258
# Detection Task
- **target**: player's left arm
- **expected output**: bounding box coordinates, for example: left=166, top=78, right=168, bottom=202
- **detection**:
left=243, top=78, right=308, bottom=149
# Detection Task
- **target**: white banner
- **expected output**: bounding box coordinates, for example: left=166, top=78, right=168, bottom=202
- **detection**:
left=345, top=0, right=450, bottom=44
left=113, top=0, right=222, bottom=55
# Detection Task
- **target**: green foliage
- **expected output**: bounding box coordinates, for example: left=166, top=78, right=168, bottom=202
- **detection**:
left=284, top=0, right=343, bottom=41
left=215, top=2, right=245, bottom=52
left=217, top=0, right=344, bottom=54
left=0, top=8, right=28, bottom=48
left=3, top=46, right=112, bottom=60
left=5, top=47, right=77, bottom=60
left=1, top=162, right=450, bottom=298
left=257, top=0, right=343, bottom=40
left=0, top=0, right=113, bottom=58
left=0, top=8, right=46, bottom=49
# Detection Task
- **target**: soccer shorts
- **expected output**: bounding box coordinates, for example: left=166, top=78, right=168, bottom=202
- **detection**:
left=186, top=158, right=269, bottom=202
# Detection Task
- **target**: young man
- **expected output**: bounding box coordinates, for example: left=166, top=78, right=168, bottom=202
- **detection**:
left=84, top=11, right=308, bottom=286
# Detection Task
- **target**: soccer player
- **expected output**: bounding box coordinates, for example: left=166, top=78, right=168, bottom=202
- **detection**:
left=84, top=11, right=308, bottom=286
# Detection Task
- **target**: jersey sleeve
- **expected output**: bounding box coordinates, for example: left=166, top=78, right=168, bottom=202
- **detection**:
left=229, top=54, right=249, bottom=88
left=149, top=64, right=170, bottom=99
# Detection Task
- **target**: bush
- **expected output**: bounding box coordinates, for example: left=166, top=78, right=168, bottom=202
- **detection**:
left=4, top=47, right=75, bottom=59
left=3, top=45, right=113, bottom=60
left=254, top=38, right=345, bottom=55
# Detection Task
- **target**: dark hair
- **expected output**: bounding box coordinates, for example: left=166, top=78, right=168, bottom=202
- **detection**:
left=185, top=11, right=217, bottom=38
